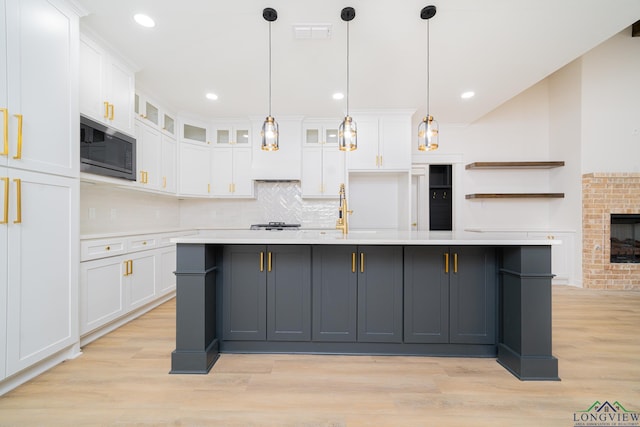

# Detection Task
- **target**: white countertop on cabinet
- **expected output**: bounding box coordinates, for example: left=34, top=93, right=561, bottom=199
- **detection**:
left=170, top=229, right=562, bottom=246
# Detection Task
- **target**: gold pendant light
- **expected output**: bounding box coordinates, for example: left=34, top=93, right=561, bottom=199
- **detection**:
left=339, top=7, right=357, bottom=152
left=418, top=5, right=439, bottom=152
left=261, top=8, right=279, bottom=151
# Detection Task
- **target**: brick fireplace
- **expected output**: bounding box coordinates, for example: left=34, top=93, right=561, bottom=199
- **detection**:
left=582, top=173, right=640, bottom=290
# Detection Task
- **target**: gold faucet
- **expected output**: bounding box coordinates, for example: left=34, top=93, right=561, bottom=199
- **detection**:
left=336, top=183, right=353, bottom=235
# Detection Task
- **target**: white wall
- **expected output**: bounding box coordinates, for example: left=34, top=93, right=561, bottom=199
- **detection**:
left=413, top=80, right=554, bottom=231
left=581, top=27, right=640, bottom=173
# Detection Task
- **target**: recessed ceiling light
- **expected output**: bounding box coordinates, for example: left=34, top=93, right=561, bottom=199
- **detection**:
left=332, top=93, right=344, bottom=100
left=461, top=91, right=475, bottom=99
left=206, top=93, right=218, bottom=101
left=133, top=13, right=155, bottom=28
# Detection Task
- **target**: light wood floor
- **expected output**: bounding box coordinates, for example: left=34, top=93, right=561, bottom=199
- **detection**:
left=1, top=285, right=639, bottom=426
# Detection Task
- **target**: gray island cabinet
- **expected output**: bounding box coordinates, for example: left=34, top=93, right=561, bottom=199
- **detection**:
left=169, top=230, right=559, bottom=381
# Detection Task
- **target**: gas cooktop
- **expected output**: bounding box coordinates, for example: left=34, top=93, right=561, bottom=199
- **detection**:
left=249, top=221, right=301, bottom=230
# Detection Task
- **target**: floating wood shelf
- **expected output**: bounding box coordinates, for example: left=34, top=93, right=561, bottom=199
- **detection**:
left=466, top=193, right=565, bottom=199
left=465, top=161, right=565, bottom=169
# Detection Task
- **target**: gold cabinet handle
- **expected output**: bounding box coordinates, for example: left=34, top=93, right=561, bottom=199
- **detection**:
left=162, top=177, right=167, bottom=188
left=228, top=183, right=232, bottom=193
left=352, top=252, right=356, bottom=273
left=360, top=252, right=364, bottom=273
left=108, top=104, right=114, bottom=121
left=260, top=252, right=264, bottom=272
left=207, top=183, right=210, bottom=193
left=444, top=253, right=449, bottom=274
left=129, top=260, right=133, bottom=275
left=1, top=108, right=7, bottom=156
left=13, top=114, right=22, bottom=160
left=268, top=252, right=272, bottom=272
left=123, top=260, right=129, bottom=276
left=104, top=102, right=109, bottom=119
left=375, top=155, right=379, bottom=167
left=379, top=155, right=383, bottom=167
left=1, top=177, right=8, bottom=224
left=13, top=178, right=21, bottom=224
left=454, top=253, right=458, bottom=273
left=105, top=246, right=110, bottom=251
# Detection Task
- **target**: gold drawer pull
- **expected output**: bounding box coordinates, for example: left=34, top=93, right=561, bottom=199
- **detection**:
left=444, top=253, right=449, bottom=274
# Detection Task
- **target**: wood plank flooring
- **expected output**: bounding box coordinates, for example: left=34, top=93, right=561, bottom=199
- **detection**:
left=1, top=285, right=639, bottom=426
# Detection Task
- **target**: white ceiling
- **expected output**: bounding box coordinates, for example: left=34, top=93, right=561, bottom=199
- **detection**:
left=75, top=0, right=640, bottom=125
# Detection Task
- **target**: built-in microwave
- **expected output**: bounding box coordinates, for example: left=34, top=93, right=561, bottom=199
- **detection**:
left=80, top=115, right=136, bottom=181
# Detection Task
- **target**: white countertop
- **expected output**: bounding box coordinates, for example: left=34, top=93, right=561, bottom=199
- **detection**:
left=170, top=229, right=562, bottom=246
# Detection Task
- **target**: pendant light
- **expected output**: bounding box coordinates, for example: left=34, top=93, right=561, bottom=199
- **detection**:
left=418, top=5, right=439, bottom=152
left=338, top=7, right=357, bottom=152
left=261, top=8, right=279, bottom=151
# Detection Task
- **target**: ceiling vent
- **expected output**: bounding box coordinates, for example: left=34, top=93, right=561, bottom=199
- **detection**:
left=293, top=24, right=332, bottom=40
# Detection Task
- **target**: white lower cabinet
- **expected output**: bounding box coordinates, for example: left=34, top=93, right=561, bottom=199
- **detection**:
left=158, top=247, right=177, bottom=295
left=80, top=231, right=188, bottom=344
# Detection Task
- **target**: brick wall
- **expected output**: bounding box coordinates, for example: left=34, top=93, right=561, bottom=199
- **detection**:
left=582, top=173, right=640, bottom=290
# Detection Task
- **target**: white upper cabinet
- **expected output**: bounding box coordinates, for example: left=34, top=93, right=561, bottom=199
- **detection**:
left=135, top=120, right=162, bottom=190
left=212, top=122, right=251, bottom=146
left=301, top=121, right=345, bottom=198
left=135, top=93, right=160, bottom=127
left=161, top=135, right=177, bottom=193
left=178, top=141, right=210, bottom=197
left=2, top=0, right=79, bottom=177
left=347, top=112, right=412, bottom=172
left=80, top=34, right=135, bottom=136
left=180, top=117, right=210, bottom=146
left=210, top=146, right=253, bottom=197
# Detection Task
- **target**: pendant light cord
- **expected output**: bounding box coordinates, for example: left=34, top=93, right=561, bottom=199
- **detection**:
left=346, top=20, right=350, bottom=116
left=268, top=21, right=272, bottom=117
left=426, top=19, right=430, bottom=117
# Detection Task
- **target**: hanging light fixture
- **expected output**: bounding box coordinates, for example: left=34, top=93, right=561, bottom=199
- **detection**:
left=418, top=5, right=439, bottom=152
left=261, top=7, right=279, bottom=151
left=338, top=7, right=357, bottom=152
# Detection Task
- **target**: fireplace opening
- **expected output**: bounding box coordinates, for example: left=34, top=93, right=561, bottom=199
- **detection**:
left=610, top=214, right=640, bottom=263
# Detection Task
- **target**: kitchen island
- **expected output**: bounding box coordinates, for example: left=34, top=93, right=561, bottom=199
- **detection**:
left=169, top=230, right=560, bottom=381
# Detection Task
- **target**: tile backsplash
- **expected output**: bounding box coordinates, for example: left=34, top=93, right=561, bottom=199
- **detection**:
left=179, top=182, right=338, bottom=229
left=81, top=181, right=338, bottom=235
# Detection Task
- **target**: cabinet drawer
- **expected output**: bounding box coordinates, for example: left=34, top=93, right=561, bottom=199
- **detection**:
left=81, top=239, right=127, bottom=261
left=129, top=237, right=157, bottom=251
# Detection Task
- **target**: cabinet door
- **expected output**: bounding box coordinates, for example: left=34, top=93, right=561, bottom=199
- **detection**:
left=403, top=246, right=449, bottom=343
left=137, top=121, right=162, bottom=189
left=0, top=175, right=6, bottom=381
left=210, top=147, right=233, bottom=195
left=266, top=245, right=311, bottom=341
left=223, top=245, right=266, bottom=340
left=158, top=247, right=177, bottom=295
left=448, top=246, right=496, bottom=345
left=128, top=252, right=157, bottom=309
left=79, top=36, right=106, bottom=125
left=312, top=245, right=358, bottom=342
left=347, top=117, right=379, bottom=171
left=107, top=59, right=135, bottom=136
left=6, top=0, right=78, bottom=176
left=357, top=246, right=403, bottom=343
left=231, top=147, right=253, bottom=196
left=160, top=135, right=177, bottom=193
left=80, top=256, right=126, bottom=335
left=178, top=142, right=210, bottom=196
left=6, top=169, right=78, bottom=375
